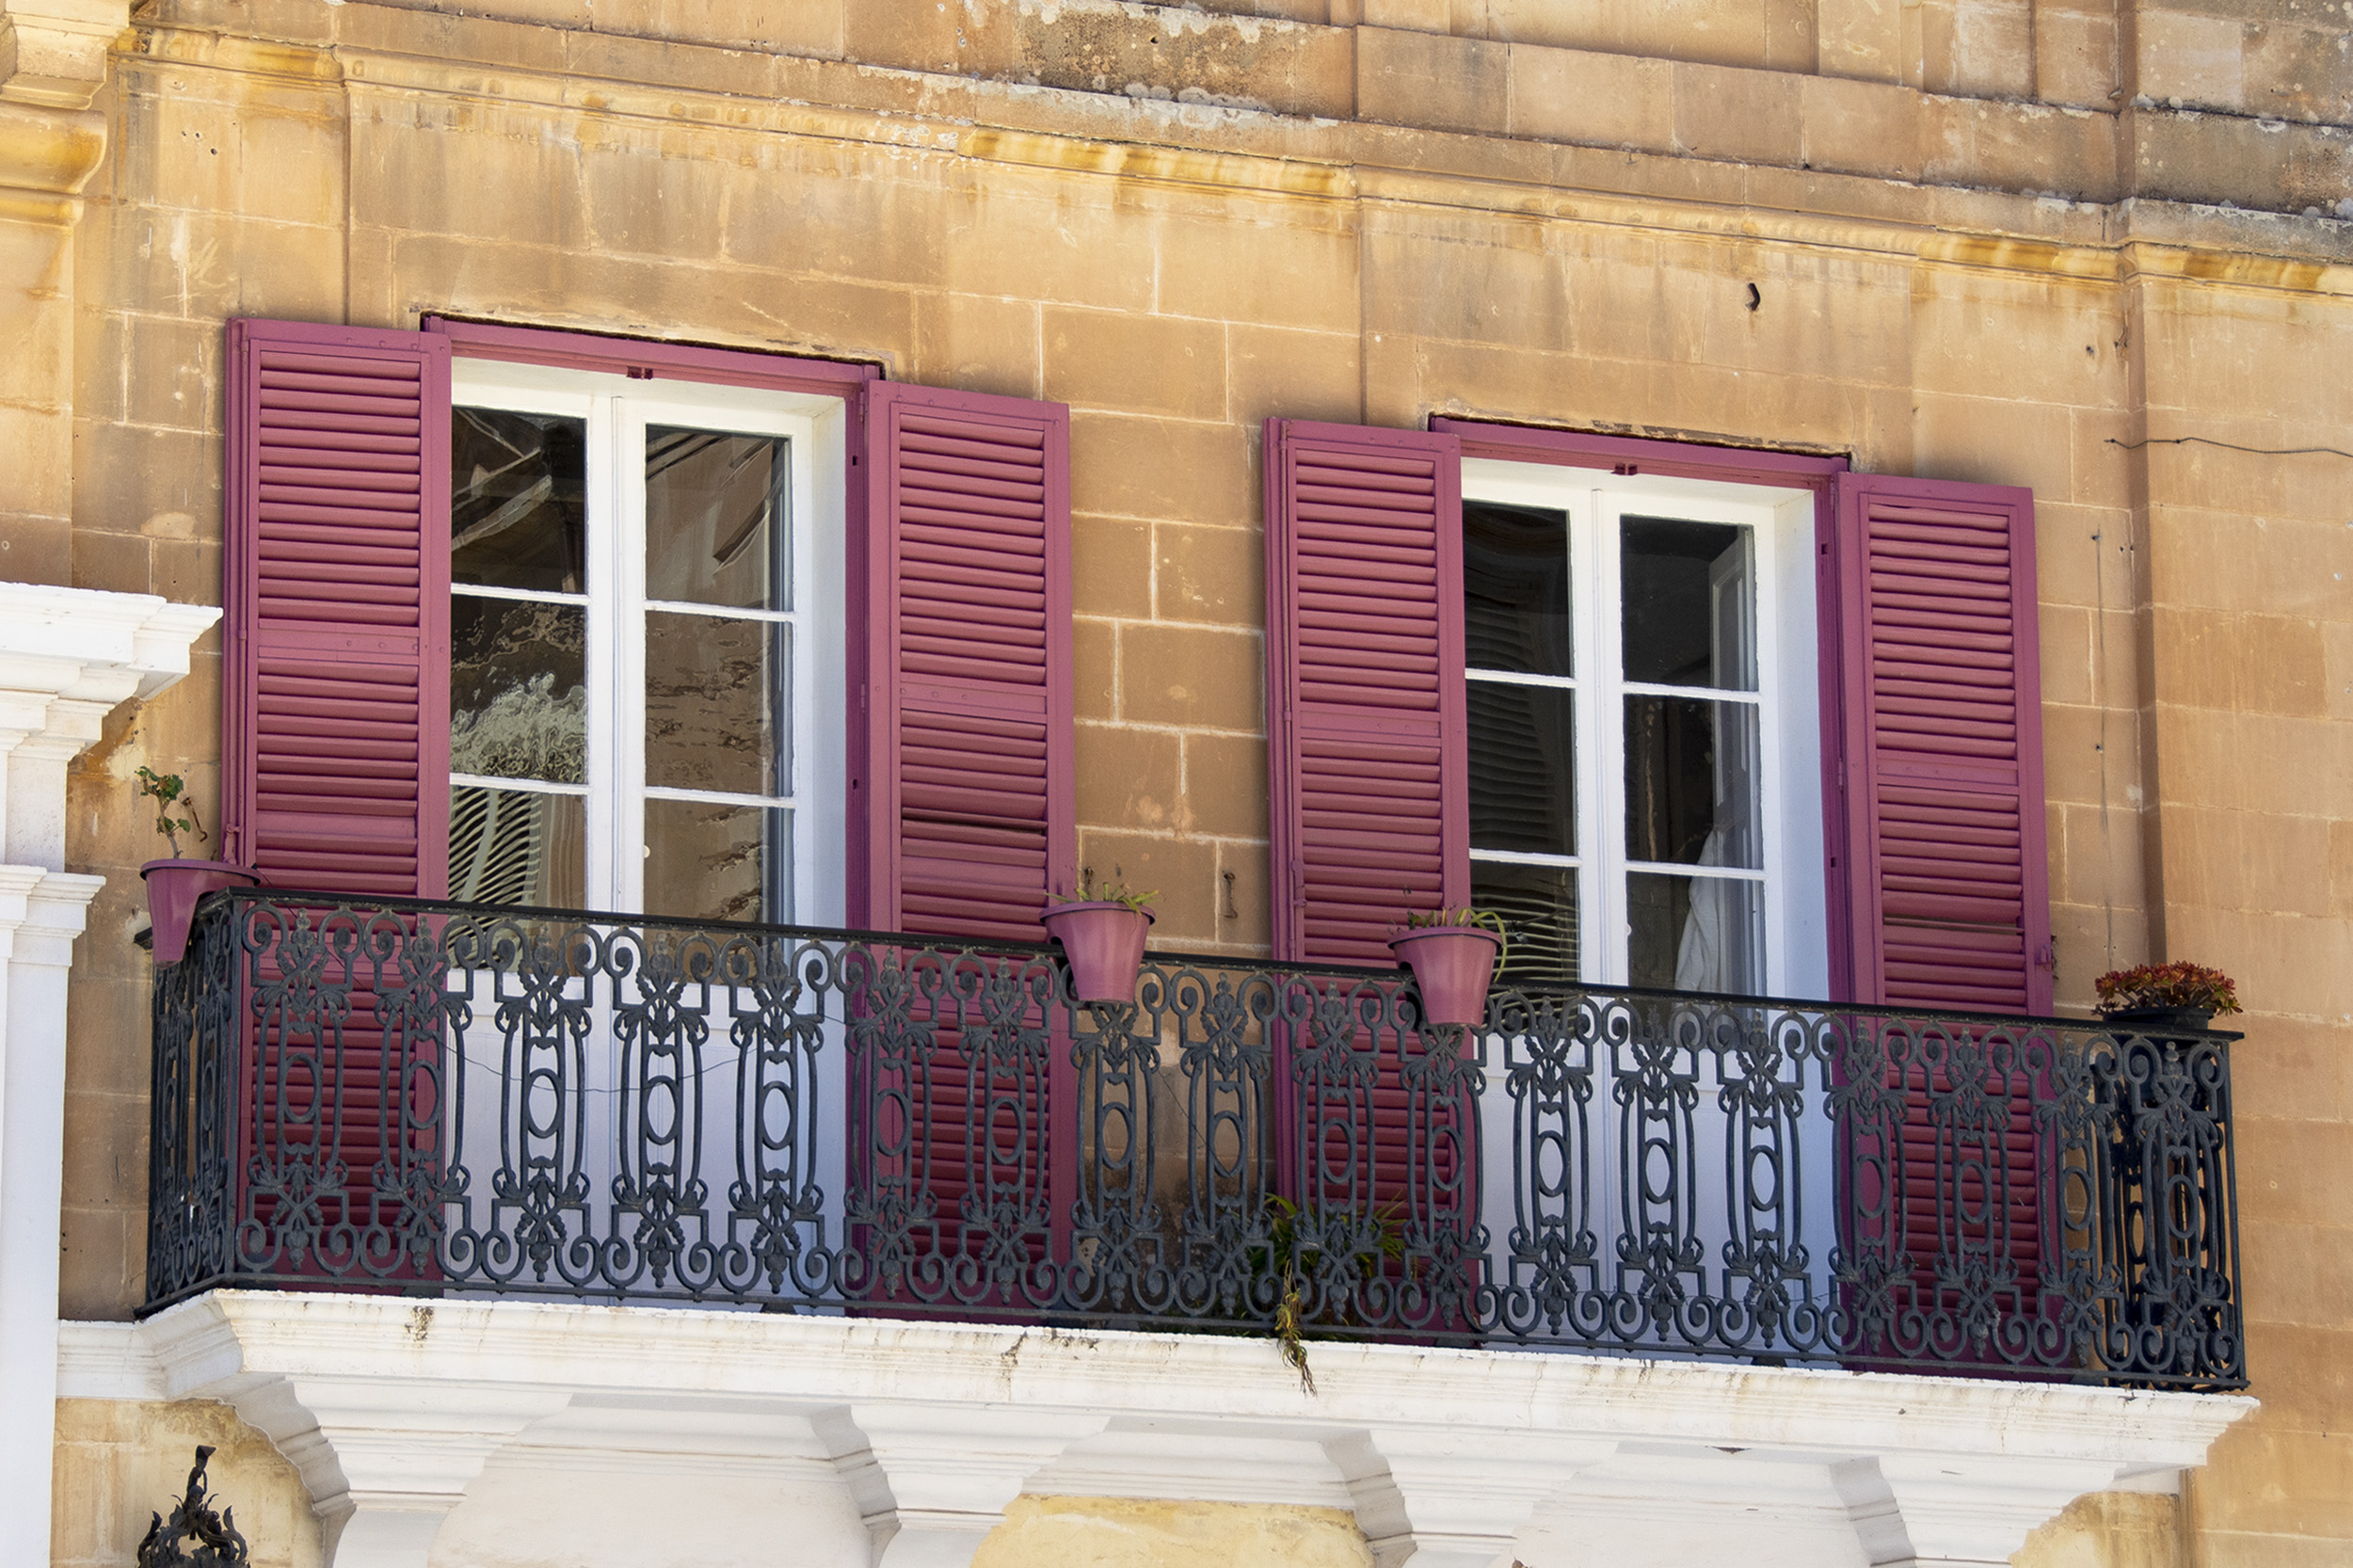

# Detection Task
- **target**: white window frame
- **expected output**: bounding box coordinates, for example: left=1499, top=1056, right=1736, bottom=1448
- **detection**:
left=1461, top=458, right=1827, bottom=999
left=449, top=359, right=849, bottom=927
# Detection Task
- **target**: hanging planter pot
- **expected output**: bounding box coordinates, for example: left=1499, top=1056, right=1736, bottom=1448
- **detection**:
left=1388, top=923, right=1503, bottom=1028
left=141, top=859, right=259, bottom=966
left=1042, top=901, right=1154, bottom=1003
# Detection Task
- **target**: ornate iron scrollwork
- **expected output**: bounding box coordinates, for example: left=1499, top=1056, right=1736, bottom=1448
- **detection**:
left=136, top=1446, right=249, bottom=1568
left=144, top=887, right=2246, bottom=1390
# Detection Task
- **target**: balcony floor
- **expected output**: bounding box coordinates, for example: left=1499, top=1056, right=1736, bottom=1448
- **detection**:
left=63, top=1289, right=2253, bottom=1568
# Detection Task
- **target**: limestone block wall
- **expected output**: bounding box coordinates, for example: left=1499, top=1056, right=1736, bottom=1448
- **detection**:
left=33, top=3, right=2353, bottom=1565
left=53, top=1400, right=323, bottom=1568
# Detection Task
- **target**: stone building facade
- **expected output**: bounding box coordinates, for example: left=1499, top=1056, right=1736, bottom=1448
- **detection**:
left=0, top=1, right=2346, bottom=1564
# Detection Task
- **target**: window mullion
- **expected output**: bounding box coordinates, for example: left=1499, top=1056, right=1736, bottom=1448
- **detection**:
left=1576, top=490, right=1620, bottom=988
left=580, top=392, right=624, bottom=914
left=612, top=398, right=648, bottom=915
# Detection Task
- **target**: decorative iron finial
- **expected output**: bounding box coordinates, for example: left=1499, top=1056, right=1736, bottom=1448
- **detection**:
left=136, top=1446, right=250, bottom=1567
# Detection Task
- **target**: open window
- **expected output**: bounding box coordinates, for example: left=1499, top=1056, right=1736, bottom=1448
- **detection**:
left=219, top=317, right=1074, bottom=936
left=1265, top=415, right=2051, bottom=1015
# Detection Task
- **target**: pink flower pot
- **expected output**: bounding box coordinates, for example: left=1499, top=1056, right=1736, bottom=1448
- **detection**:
left=141, top=859, right=260, bottom=966
left=1041, top=901, right=1153, bottom=1003
left=1388, top=926, right=1502, bottom=1028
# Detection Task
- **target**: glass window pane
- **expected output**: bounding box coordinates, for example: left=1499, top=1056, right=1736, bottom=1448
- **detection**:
left=645, top=800, right=791, bottom=925
left=450, top=597, right=585, bottom=786
left=646, top=428, right=788, bottom=611
left=1468, top=682, right=1577, bottom=856
left=1624, top=696, right=1760, bottom=869
left=1628, top=872, right=1762, bottom=994
left=1465, top=501, right=1572, bottom=677
left=1621, top=517, right=1754, bottom=691
left=451, top=409, right=587, bottom=593
left=646, top=612, right=786, bottom=797
left=449, top=785, right=584, bottom=908
left=1473, top=861, right=1579, bottom=984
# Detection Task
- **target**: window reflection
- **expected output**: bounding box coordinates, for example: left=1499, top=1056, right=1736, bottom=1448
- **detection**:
left=1623, top=696, right=1759, bottom=870
left=646, top=428, right=787, bottom=611
left=451, top=410, right=587, bottom=594
left=1621, top=517, right=1753, bottom=691
left=1468, top=683, right=1577, bottom=856
left=1472, top=861, right=1579, bottom=984
left=1465, top=502, right=1572, bottom=677
left=449, top=785, right=584, bottom=909
left=449, top=599, right=586, bottom=787
left=1628, top=872, right=1761, bottom=994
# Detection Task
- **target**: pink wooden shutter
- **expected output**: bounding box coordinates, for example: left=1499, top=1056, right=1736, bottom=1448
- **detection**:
left=851, top=382, right=1074, bottom=938
left=1263, top=420, right=1469, bottom=965
left=222, top=320, right=451, bottom=1287
left=1828, top=472, right=2052, bottom=1351
left=223, top=319, right=452, bottom=898
left=1264, top=420, right=1476, bottom=1331
left=848, top=381, right=1075, bottom=1312
left=1828, top=473, right=2050, bottom=1014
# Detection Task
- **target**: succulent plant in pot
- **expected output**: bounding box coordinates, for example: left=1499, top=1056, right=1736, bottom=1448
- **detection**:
left=1388, top=905, right=1509, bottom=1030
left=1041, top=870, right=1157, bottom=1004
left=2093, top=961, right=2242, bottom=1034
left=135, top=767, right=258, bottom=966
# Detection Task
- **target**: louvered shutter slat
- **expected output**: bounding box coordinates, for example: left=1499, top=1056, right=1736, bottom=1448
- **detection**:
left=1832, top=475, right=2049, bottom=1013
left=855, top=384, right=1071, bottom=937
left=225, top=323, right=451, bottom=897
left=1266, top=421, right=1467, bottom=967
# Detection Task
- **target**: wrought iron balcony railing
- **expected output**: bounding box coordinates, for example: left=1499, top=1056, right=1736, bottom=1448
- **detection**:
left=145, top=889, right=2244, bottom=1390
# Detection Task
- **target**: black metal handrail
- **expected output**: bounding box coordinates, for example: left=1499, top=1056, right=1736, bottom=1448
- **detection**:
left=144, top=888, right=2245, bottom=1390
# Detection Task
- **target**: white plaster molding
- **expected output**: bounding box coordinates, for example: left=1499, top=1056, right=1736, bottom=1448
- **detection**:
left=0, top=584, right=218, bottom=872
left=1833, top=1452, right=2132, bottom=1567
left=104, top=1293, right=2253, bottom=1568
left=1326, top=1428, right=1616, bottom=1568
left=210, top=1373, right=571, bottom=1568
left=1031, top=1422, right=1356, bottom=1509
left=55, top=1318, right=166, bottom=1400
left=816, top=1404, right=1110, bottom=1568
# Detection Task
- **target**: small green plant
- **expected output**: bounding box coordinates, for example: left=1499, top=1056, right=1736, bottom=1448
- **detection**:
left=2095, top=961, right=2241, bottom=1017
left=1400, top=904, right=1511, bottom=974
left=134, top=768, right=207, bottom=858
left=1052, top=866, right=1157, bottom=914
left=1246, top=1196, right=1411, bottom=1395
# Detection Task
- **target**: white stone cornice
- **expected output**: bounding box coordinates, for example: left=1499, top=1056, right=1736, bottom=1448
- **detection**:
left=11, top=869, right=97, bottom=966
left=0, top=582, right=217, bottom=696
left=55, top=1319, right=163, bottom=1400
left=0, top=1, right=134, bottom=112
left=120, top=1292, right=2254, bottom=1470
left=0, top=583, right=220, bottom=872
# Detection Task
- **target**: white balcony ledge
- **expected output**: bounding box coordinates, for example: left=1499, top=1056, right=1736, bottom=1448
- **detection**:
left=63, top=1291, right=2252, bottom=1568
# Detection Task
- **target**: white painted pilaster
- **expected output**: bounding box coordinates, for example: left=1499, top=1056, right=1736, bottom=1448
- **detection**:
left=0, top=582, right=218, bottom=1563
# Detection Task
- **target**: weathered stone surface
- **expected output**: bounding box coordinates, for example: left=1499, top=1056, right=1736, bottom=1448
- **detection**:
left=33, top=7, right=2353, bottom=1568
